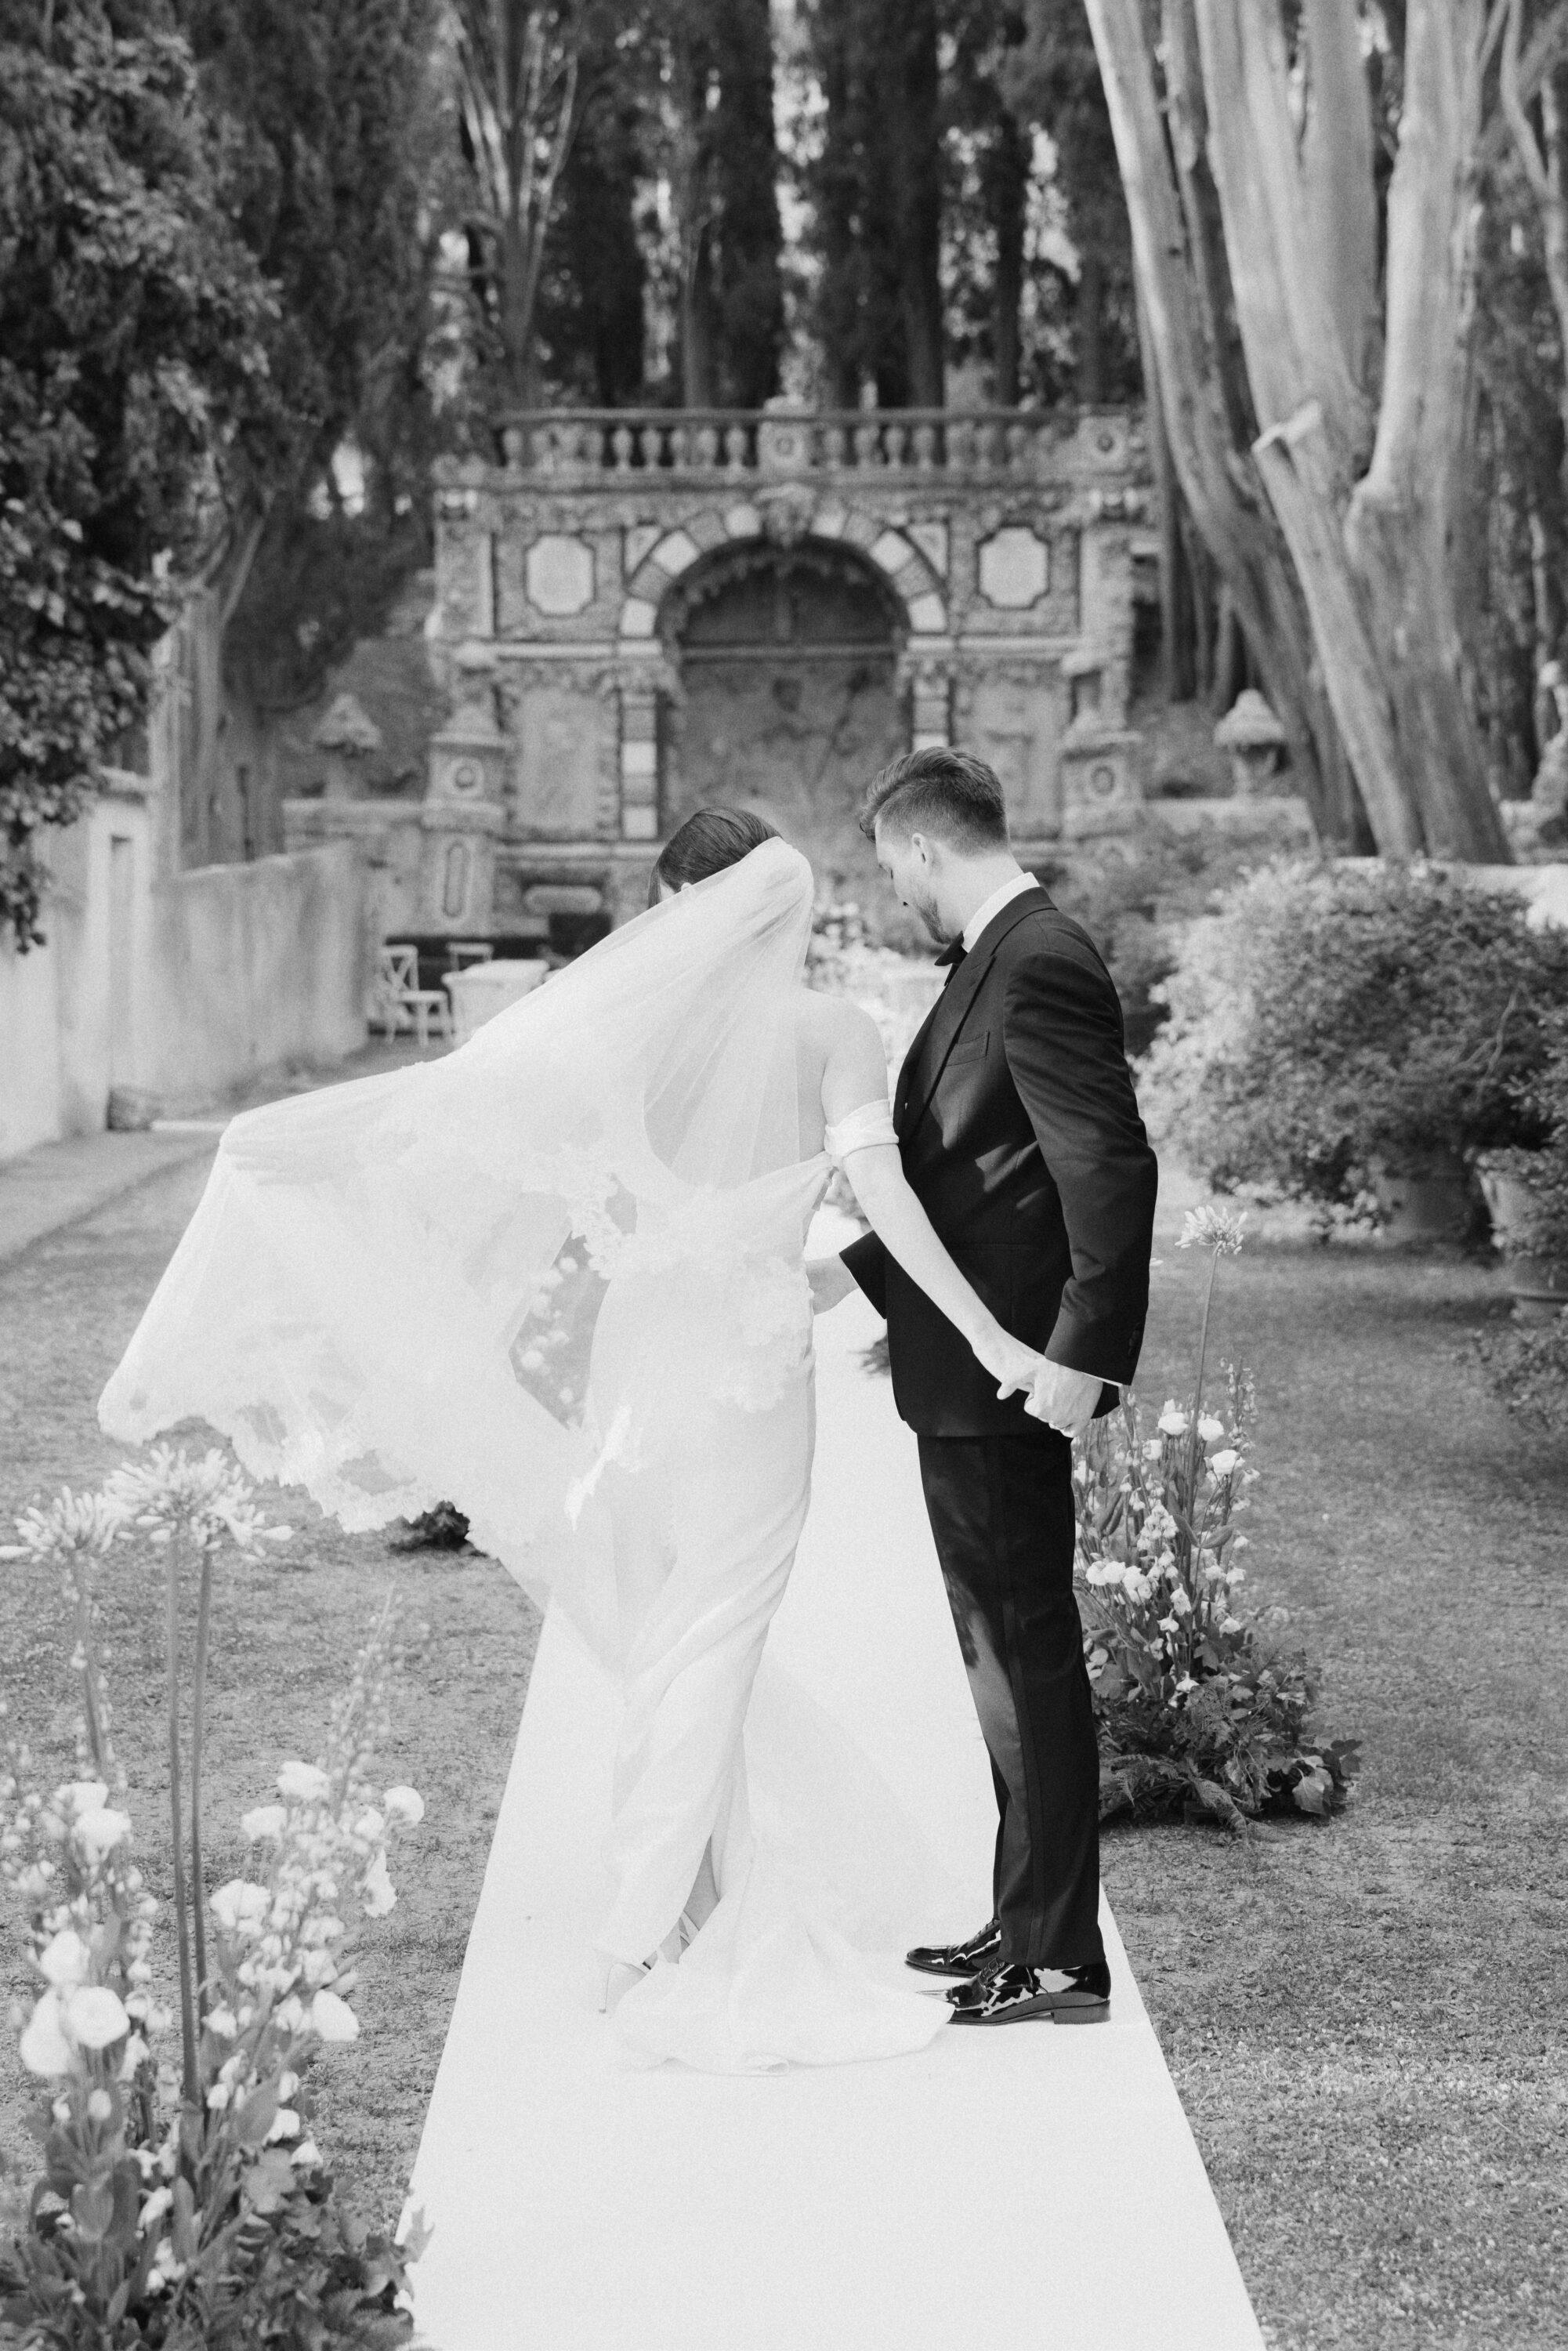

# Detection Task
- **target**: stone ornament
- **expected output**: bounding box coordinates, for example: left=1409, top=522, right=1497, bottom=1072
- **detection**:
left=1213, top=690, right=1289, bottom=797
left=525, top=534, right=596, bottom=616
left=977, top=525, right=1052, bottom=610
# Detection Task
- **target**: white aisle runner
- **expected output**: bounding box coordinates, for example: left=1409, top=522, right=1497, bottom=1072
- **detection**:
left=406, top=1260, right=1264, bottom=2351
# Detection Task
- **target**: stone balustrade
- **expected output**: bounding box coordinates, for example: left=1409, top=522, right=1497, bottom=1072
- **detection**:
left=485, top=406, right=1136, bottom=487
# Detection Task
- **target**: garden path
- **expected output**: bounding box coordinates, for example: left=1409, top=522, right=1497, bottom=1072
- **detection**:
left=404, top=1213, right=1264, bottom=2351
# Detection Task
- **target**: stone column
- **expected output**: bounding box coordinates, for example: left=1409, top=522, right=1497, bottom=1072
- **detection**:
left=421, top=699, right=509, bottom=933
left=618, top=681, right=661, bottom=842
left=910, top=660, right=952, bottom=749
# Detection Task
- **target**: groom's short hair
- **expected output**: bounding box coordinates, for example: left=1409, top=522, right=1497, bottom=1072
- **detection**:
left=860, top=748, right=1009, bottom=851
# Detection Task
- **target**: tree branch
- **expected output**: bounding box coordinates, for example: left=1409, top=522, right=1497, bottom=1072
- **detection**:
left=1501, top=0, right=1553, bottom=201
left=1479, top=0, right=1568, bottom=168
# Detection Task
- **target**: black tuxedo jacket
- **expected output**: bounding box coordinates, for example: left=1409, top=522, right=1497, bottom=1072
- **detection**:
left=841, top=884, right=1158, bottom=1438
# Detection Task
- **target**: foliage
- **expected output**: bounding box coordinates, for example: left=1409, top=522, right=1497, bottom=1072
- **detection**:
left=183, top=0, right=446, bottom=713
left=1475, top=1309, right=1568, bottom=1432
left=0, top=1452, right=425, bottom=2348
left=806, top=0, right=944, bottom=407
left=1465, top=148, right=1566, bottom=804
left=0, top=0, right=281, bottom=947
left=1139, top=860, right=1568, bottom=1206
left=1075, top=1205, right=1359, bottom=1826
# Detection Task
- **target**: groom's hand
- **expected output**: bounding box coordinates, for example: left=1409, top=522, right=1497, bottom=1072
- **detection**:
left=806, top=1257, right=856, bottom=1315
left=1025, top=1358, right=1104, bottom=1441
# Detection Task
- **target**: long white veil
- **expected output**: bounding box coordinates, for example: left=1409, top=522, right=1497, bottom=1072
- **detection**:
left=99, top=841, right=821, bottom=1665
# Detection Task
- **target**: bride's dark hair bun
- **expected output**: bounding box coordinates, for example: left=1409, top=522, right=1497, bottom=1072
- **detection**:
left=650, top=806, right=780, bottom=904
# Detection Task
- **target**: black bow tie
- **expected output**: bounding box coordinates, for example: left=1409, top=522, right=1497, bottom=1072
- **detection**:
left=934, top=939, right=967, bottom=969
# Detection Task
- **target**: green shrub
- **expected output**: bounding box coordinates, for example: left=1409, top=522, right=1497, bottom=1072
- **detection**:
left=1138, top=860, right=1568, bottom=1204
left=1476, top=1313, right=1568, bottom=1432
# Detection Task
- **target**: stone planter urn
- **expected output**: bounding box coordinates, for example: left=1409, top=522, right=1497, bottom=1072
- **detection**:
left=313, top=693, right=383, bottom=799
left=1476, top=1153, right=1568, bottom=1322
left=1213, top=690, right=1288, bottom=798
left=1367, top=1151, right=1476, bottom=1247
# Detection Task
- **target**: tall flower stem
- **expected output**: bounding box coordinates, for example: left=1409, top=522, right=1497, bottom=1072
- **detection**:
left=190, top=1545, right=213, bottom=2024
left=1184, top=1245, right=1222, bottom=1500
left=74, top=1563, right=107, bottom=1780
left=165, top=1529, right=199, bottom=2110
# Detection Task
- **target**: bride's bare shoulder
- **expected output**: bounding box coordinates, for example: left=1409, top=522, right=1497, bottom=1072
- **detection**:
left=796, top=987, right=880, bottom=1050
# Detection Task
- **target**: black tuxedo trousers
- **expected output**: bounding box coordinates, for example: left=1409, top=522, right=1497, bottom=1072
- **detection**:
left=918, top=1425, right=1104, bottom=1971
left=842, top=885, right=1157, bottom=1974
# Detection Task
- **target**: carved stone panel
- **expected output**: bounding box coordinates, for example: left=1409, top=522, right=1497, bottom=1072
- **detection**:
left=965, top=667, right=1066, bottom=838
left=509, top=682, right=614, bottom=839
left=977, top=525, right=1051, bottom=610
left=525, top=534, right=596, bottom=615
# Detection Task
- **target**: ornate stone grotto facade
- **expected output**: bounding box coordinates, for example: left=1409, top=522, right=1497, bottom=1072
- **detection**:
left=284, top=405, right=1150, bottom=946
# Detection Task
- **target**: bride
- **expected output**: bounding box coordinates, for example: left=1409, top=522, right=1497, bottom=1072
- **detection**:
left=100, top=808, right=1041, bottom=2071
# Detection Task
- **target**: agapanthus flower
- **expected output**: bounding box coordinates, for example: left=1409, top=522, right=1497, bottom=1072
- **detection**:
left=1177, top=1204, right=1248, bottom=1255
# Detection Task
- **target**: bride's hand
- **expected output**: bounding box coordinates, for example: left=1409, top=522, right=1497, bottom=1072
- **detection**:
left=970, top=1320, right=1041, bottom=1400
left=806, top=1257, right=856, bottom=1315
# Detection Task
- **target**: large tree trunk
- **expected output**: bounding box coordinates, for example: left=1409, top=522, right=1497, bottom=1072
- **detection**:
left=1082, top=0, right=1355, bottom=840
left=455, top=1, right=580, bottom=413
left=1134, top=276, right=1197, bottom=699
left=991, top=111, right=1027, bottom=408
left=889, top=0, right=944, bottom=407
left=1194, top=0, right=1511, bottom=860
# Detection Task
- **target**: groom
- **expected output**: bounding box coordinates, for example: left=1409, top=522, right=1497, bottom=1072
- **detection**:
left=813, top=747, right=1158, bottom=2026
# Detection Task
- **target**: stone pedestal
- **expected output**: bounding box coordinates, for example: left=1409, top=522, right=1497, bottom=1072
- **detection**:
left=1059, top=718, right=1143, bottom=839
left=422, top=700, right=510, bottom=934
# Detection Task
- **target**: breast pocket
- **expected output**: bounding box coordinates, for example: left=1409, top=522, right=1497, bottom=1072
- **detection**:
left=944, top=1031, right=990, bottom=1070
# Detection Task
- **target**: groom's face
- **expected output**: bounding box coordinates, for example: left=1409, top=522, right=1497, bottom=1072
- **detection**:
left=874, top=821, right=947, bottom=944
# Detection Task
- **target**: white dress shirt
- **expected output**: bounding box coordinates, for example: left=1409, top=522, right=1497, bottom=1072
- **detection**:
left=953, top=867, right=1121, bottom=1407
left=960, top=868, right=1038, bottom=954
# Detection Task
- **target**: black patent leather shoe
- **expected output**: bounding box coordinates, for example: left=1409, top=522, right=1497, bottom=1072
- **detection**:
left=947, top=1958, right=1110, bottom=2025
left=904, top=1917, right=1003, bottom=1979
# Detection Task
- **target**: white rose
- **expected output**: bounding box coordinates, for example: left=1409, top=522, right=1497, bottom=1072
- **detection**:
left=210, top=1880, right=271, bottom=1936
left=1209, top=1449, right=1240, bottom=1479
left=310, top=1988, right=360, bottom=2044
left=67, top=1985, right=131, bottom=2050
left=277, top=1762, right=330, bottom=1804
left=1197, top=1415, right=1226, bottom=1444
left=19, top=1990, right=74, bottom=2078
left=1157, top=1404, right=1188, bottom=1437
left=1141, top=1440, right=1164, bottom=1463
left=360, top=1850, right=397, bottom=1918
left=75, top=1807, right=133, bottom=1864
left=139, top=2186, right=173, bottom=2233
left=206, top=2006, right=238, bottom=2039
left=241, top=1805, right=287, bottom=1842
left=382, top=1786, right=425, bottom=1827
left=266, top=2107, right=300, bottom=2143
left=38, top=1928, right=92, bottom=1987
left=59, top=1779, right=110, bottom=1817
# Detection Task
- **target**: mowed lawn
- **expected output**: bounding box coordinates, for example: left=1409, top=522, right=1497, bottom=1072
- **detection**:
left=1, top=1150, right=1565, bottom=2349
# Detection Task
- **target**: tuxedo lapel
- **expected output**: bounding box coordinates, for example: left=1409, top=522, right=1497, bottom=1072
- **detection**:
left=896, top=886, right=1055, bottom=1140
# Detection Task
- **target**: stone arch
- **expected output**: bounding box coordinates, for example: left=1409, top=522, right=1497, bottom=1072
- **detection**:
left=616, top=500, right=950, bottom=643
left=628, top=513, right=936, bottom=886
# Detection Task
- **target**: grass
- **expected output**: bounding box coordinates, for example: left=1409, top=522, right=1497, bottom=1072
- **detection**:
left=1103, top=1197, right=1568, bottom=2349
left=0, top=1152, right=541, bottom=2231
left=2, top=1154, right=1566, bottom=2347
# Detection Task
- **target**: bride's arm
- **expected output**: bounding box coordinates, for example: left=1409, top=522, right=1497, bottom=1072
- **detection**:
left=817, top=1003, right=1039, bottom=1399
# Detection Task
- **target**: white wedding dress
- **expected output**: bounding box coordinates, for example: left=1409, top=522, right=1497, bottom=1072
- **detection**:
left=99, top=841, right=950, bottom=2072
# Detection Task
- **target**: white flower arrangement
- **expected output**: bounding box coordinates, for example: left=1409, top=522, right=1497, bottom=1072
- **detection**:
left=1074, top=1209, right=1358, bottom=1825
left=0, top=1447, right=427, bottom=2343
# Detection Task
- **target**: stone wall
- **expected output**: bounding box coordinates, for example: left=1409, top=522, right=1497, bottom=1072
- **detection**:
left=1, top=781, right=370, bottom=1160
